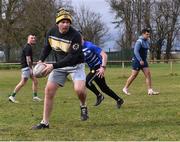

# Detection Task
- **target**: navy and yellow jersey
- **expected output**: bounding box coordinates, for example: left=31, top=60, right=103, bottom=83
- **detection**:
left=133, top=36, right=150, bottom=62
left=21, top=43, right=33, bottom=68
left=83, top=41, right=102, bottom=69
left=40, top=25, right=84, bottom=68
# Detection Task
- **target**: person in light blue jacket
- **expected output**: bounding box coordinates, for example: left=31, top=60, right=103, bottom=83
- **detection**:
left=122, top=28, right=159, bottom=96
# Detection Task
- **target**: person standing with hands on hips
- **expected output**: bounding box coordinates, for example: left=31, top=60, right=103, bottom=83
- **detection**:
left=32, top=8, right=88, bottom=130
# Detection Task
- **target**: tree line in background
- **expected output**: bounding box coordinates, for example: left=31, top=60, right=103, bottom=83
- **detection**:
left=0, top=0, right=180, bottom=62
left=107, top=0, right=180, bottom=60
left=0, top=0, right=58, bottom=61
left=0, top=0, right=108, bottom=62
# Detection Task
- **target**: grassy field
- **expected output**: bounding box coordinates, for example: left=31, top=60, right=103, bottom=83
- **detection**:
left=0, top=63, right=180, bottom=141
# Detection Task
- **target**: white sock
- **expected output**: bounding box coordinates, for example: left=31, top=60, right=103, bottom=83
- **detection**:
left=124, top=87, right=128, bottom=90
left=148, top=88, right=153, bottom=92
left=80, top=101, right=87, bottom=107
left=80, top=104, right=87, bottom=108
left=40, top=120, right=49, bottom=125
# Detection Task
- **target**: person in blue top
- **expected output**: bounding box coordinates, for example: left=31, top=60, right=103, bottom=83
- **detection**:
left=82, top=38, right=124, bottom=108
left=122, top=28, right=159, bottom=95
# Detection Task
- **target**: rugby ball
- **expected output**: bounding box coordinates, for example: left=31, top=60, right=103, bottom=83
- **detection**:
left=33, top=63, right=46, bottom=78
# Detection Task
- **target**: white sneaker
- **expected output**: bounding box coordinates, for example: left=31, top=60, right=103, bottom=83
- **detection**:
left=9, top=96, right=19, bottom=103
left=122, top=88, right=131, bottom=95
left=148, top=89, right=159, bottom=95
left=33, top=96, right=42, bottom=102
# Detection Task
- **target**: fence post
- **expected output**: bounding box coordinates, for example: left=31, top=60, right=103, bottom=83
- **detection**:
left=170, top=60, right=173, bottom=74
left=108, top=48, right=111, bottom=68
left=122, top=61, right=124, bottom=69
left=122, top=61, right=125, bottom=77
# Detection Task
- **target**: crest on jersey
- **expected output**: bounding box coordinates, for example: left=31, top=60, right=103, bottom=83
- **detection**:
left=72, top=43, right=79, bottom=50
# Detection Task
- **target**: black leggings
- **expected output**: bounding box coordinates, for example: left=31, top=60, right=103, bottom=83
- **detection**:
left=86, top=70, right=122, bottom=101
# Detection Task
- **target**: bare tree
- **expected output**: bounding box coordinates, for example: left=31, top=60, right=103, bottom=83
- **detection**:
left=22, top=0, right=57, bottom=59
left=0, top=0, right=26, bottom=62
left=163, top=0, right=180, bottom=60
left=0, top=0, right=2, bottom=42
left=107, top=0, right=143, bottom=49
left=134, top=0, right=142, bottom=35
left=150, top=0, right=180, bottom=60
left=148, top=1, right=167, bottom=60
left=107, top=0, right=180, bottom=60
left=56, top=0, right=72, bottom=10
left=73, top=5, right=109, bottom=46
left=0, top=0, right=2, bottom=25
left=0, top=0, right=61, bottom=62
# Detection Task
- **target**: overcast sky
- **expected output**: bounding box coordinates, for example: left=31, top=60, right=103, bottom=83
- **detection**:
left=71, top=0, right=118, bottom=50
left=72, top=0, right=112, bottom=25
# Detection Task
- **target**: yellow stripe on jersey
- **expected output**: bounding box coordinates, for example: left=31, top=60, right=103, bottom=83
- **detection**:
left=48, top=37, right=71, bottom=53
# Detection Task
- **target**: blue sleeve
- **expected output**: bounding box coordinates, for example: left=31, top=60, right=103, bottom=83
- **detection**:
left=89, top=43, right=102, bottom=55
left=134, top=41, right=142, bottom=61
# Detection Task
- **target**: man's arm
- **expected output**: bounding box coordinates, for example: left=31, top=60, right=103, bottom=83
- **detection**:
left=96, top=50, right=107, bottom=78
left=100, top=50, right=107, bottom=68
left=26, top=56, right=33, bottom=69
left=26, top=55, right=34, bottom=76
left=134, top=40, right=142, bottom=61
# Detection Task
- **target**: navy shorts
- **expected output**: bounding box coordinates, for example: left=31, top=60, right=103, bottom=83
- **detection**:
left=132, top=59, right=148, bottom=71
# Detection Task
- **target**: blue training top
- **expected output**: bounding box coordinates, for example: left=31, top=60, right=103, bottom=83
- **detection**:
left=133, top=36, right=150, bottom=62
left=82, top=41, right=102, bottom=69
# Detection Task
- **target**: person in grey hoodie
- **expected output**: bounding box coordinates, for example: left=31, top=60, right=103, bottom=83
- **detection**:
left=122, top=28, right=159, bottom=96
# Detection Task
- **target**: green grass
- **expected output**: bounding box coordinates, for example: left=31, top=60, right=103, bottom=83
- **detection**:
left=0, top=63, right=180, bottom=141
